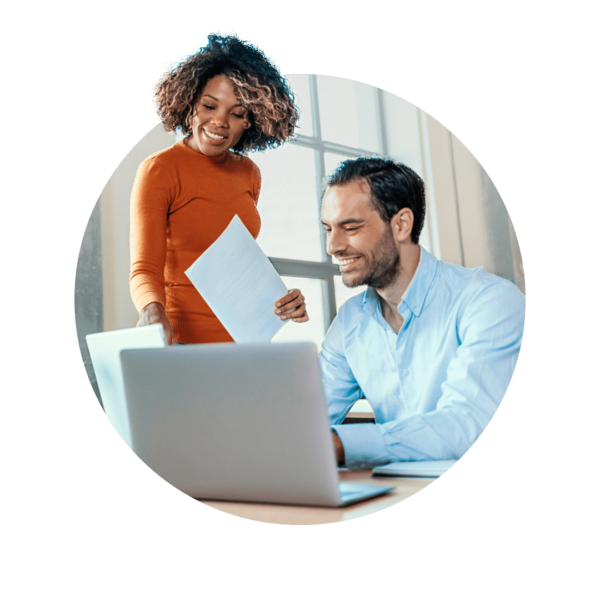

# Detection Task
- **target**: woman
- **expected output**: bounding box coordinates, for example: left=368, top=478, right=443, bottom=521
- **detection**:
left=130, top=34, right=308, bottom=344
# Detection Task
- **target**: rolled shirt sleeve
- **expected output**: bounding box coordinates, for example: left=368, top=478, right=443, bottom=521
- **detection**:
left=321, top=256, right=525, bottom=469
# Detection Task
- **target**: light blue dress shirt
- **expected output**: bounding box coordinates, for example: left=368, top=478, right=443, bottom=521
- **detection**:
left=320, top=247, right=525, bottom=469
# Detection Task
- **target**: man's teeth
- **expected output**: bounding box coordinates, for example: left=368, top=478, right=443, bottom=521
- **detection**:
left=204, top=130, right=226, bottom=141
left=339, top=257, right=359, bottom=266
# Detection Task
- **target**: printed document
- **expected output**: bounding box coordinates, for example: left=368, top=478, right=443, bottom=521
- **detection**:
left=185, top=215, right=288, bottom=343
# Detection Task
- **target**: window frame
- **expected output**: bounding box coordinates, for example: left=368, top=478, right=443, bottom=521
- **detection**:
left=269, top=75, right=389, bottom=330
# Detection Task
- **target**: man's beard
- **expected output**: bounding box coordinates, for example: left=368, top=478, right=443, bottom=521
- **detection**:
left=340, top=227, right=400, bottom=290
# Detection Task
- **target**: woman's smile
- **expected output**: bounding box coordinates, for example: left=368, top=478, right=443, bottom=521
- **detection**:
left=202, top=129, right=228, bottom=142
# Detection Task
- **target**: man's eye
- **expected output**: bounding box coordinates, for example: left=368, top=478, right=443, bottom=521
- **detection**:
left=345, top=227, right=357, bottom=232
left=232, top=113, right=245, bottom=119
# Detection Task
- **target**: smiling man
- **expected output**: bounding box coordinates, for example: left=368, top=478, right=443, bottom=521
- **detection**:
left=319, top=157, right=525, bottom=469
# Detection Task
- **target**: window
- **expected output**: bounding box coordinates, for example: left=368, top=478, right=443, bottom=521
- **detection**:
left=252, top=74, right=437, bottom=351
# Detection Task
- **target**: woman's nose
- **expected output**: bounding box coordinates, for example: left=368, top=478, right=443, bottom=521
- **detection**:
left=211, top=110, right=228, bottom=127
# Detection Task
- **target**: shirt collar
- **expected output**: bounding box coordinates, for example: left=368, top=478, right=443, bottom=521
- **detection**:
left=362, top=246, right=438, bottom=318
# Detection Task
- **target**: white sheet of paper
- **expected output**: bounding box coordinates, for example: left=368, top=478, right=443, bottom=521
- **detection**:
left=184, top=215, right=289, bottom=343
left=372, top=460, right=457, bottom=478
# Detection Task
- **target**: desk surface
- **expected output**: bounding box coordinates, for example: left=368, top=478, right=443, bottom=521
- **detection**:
left=201, top=469, right=434, bottom=525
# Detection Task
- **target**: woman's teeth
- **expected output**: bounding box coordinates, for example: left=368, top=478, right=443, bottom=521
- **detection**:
left=204, top=130, right=226, bottom=141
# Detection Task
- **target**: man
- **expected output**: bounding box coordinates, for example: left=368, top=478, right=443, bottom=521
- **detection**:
left=319, top=157, right=525, bottom=469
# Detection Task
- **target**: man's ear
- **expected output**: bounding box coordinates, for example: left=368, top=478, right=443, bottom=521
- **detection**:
left=390, top=208, right=414, bottom=243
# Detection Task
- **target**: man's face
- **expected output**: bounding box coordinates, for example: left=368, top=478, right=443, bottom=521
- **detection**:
left=321, top=180, right=400, bottom=289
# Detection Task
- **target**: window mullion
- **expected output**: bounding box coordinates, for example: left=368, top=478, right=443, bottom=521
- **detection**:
left=308, top=75, right=337, bottom=328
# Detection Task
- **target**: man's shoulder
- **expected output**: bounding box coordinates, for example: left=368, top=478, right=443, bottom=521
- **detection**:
left=438, top=259, right=521, bottom=294
left=435, top=260, right=525, bottom=317
left=336, top=291, right=367, bottom=317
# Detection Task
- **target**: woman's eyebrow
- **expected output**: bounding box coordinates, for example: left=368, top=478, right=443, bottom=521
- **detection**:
left=202, top=94, right=243, bottom=108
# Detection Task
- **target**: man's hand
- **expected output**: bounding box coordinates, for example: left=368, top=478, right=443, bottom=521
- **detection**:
left=274, top=288, right=309, bottom=323
left=332, top=430, right=345, bottom=467
left=138, top=302, right=174, bottom=345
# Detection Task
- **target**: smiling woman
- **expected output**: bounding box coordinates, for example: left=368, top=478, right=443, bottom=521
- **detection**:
left=130, top=34, right=308, bottom=345
left=185, top=75, right=251, bottom=156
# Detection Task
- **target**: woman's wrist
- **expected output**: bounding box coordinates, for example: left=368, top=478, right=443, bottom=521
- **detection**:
left=139, top=302, right=167, bottom=327
left=141, top=301, right=165, bottom=317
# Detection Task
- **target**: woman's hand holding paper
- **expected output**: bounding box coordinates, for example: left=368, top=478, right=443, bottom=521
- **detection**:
left=274, top=289, right=309, bottom=323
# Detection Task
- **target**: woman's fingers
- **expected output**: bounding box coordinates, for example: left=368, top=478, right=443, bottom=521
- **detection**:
left=276, top=296, right=305, bottom=314
left=274, top=289, right=309, bottom=322
left=274, top=288, right=301, bottom=309
left=274, top=291, right=309, bottom=322
left=274, top=289, right=303, bottom=313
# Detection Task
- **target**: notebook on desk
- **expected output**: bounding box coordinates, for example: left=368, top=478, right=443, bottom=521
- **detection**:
left=372, top=460, right=457, bottom=478
left=119, top=342, right=393, bottom=507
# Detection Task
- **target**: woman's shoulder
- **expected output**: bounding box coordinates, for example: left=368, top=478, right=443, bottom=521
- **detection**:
left=135, top=142, right=186, bottom=184
left=229, top=152, right=256, bottom=167
left=140, top=141, right=183, bottom=168
left=228, top=154, right=261, bottom=200
left=230, top=153, right=261, bottom=180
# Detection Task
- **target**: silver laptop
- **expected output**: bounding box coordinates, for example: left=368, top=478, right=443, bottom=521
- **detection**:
left=86, top=324, right=167, bottom=447
left=119, top=342, right=393, bottom=507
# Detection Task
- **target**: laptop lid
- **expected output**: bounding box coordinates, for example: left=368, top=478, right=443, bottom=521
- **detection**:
left=120, top=342, right=349, bottom=506
left=85, top=324, right=167, bottom=447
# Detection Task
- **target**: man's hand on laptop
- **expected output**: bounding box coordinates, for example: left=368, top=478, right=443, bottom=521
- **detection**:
left=274, top=288, right=309, bottom=323
left=332, top=430, right=345, bottom=467
left=138, top=302, right=174, bottom=345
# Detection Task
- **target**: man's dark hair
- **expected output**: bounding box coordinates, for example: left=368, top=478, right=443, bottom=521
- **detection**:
left=326, top=156, right=426, bottom=244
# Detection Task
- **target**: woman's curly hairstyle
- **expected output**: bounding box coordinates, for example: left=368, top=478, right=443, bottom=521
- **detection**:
left=155, top=34, right=298, bottom=154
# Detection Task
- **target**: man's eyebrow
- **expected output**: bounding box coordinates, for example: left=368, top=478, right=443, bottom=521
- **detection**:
left=321, top=218, right=366, bottom=226
left=202, top=94, right=244, bottom=108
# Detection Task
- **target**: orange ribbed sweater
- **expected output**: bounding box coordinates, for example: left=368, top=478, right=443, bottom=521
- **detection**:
left=130, top=139, right=261, bottom=343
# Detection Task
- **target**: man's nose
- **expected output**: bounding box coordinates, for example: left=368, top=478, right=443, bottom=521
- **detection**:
left=326, top=228, right=344, bottom=256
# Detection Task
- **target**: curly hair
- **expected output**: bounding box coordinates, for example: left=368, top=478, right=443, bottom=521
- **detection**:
left=154, top=34, right=298, bottom=154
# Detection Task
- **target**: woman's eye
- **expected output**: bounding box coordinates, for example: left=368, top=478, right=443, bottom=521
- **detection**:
left=232, top=113, right=245, bottom=119
left=203, top=104, right=215, bottom=110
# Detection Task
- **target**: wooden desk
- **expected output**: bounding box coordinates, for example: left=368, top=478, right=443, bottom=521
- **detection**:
left=343, top=411, right=376, bottom=424
left=201, top=470, right=434, bottom=525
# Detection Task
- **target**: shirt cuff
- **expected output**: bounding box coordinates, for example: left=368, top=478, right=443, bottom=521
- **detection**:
left=330, top=423, right=389, bottom=469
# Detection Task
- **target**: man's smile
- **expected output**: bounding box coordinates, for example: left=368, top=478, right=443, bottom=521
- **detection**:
left=338, top=256, right=362, bottom=270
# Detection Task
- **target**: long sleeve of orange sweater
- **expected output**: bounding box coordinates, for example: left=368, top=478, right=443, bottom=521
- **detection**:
left=130, top=139, right=261, bottom=343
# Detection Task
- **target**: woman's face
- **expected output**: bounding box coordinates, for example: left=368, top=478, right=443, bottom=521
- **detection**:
left=186, top=75, right=250, bottom=157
